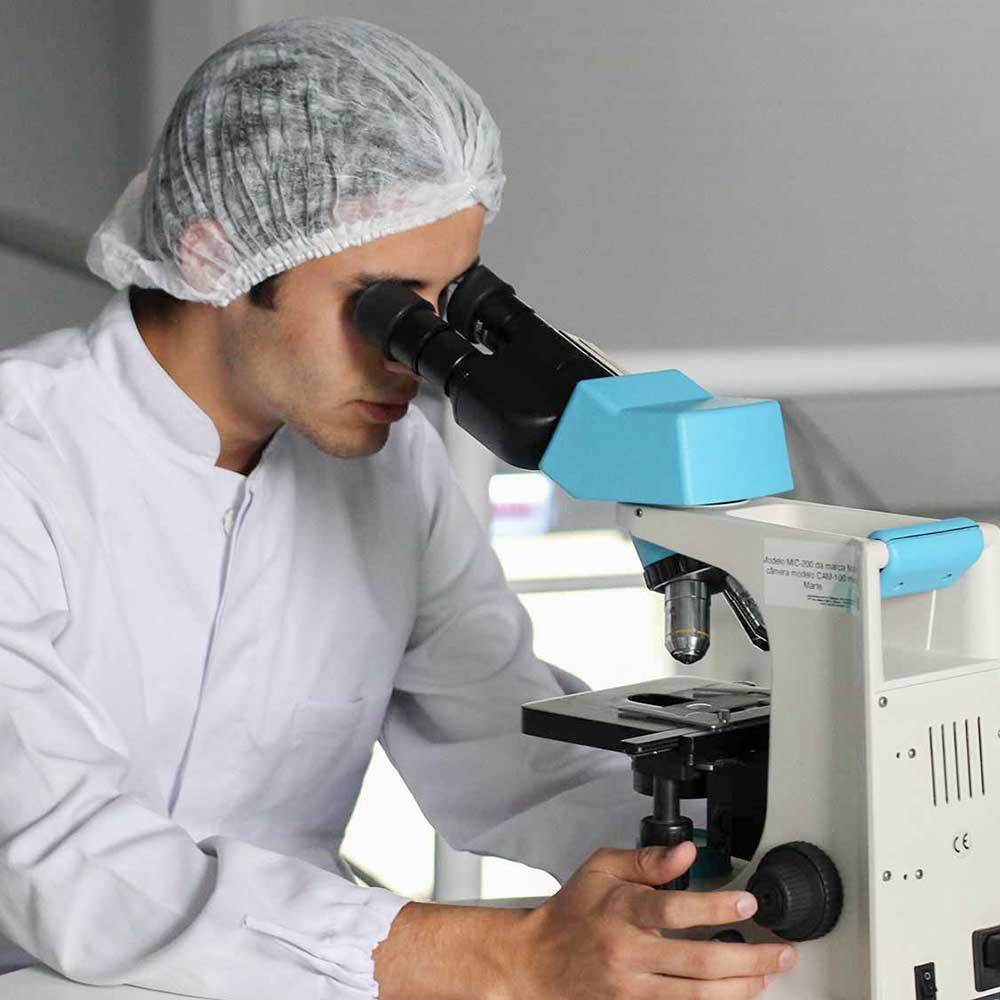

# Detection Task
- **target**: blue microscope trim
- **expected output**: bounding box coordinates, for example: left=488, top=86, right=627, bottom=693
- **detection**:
left=539, top=369, right=794, bottom=507
left=870, top=518, right=984, bottom=599
left=632, top=537, right=675, bottom=567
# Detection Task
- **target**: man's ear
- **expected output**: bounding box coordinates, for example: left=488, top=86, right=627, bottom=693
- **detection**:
left=177, top=219, right=239, bottom=296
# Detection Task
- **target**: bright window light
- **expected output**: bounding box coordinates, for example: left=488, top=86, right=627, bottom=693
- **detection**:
left=520, top=586, right=674, bottom=688
left=489, top=472, right=555, bottom=537
left=492, top=529, right=643, bottom=583
left=342, top=745, right=435, bottom=900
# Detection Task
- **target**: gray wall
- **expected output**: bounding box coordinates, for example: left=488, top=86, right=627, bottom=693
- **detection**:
left=239, top=0, right=1000, bottom=354
left=0, top=0, right=150, bottom=339
left=11, top=0, right=1000, bottom=353
left=0, top=1, right=244, bottom=344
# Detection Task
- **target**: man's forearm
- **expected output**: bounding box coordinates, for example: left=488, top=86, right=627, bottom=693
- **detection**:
left=374, top=901, right=528, bottom=1000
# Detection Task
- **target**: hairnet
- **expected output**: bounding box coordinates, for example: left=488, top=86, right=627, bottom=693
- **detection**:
left=86, top=17, right=505, bottom=307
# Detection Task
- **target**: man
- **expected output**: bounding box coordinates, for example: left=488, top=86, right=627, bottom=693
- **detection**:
left=0, top=17, right=795, bottom=999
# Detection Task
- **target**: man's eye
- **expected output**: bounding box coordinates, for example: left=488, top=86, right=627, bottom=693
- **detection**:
left=345, top=287, right=368, bottom=314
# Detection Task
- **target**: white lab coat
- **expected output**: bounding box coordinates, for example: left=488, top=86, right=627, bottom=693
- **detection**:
left=0, top=293, right=646, bottom=999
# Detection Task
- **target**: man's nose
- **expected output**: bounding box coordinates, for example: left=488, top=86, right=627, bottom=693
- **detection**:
left=383, top=358, right=418, bottom=378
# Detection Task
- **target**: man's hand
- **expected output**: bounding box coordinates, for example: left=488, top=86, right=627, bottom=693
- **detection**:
left=374, top=843, right=796, bottom=1000
left=509, top=843, right=795, bottom=999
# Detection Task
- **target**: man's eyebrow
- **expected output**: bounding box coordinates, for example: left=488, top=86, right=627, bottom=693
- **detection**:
left=348, top=272, right=425, bottom=290
left=345, top=257, right=481, bottom=293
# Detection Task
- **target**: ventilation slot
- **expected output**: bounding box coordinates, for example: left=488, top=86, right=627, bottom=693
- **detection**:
left=929, top=717, right=986, bottom=807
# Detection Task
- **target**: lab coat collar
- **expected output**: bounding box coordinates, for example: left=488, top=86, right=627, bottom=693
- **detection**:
left=88, top=291, right=226, bottom=466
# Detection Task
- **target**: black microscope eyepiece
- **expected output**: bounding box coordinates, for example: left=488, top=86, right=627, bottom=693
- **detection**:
left=442, top=263, right=523, bottom=351
left=352, top=280, right=478, bottom=392
left=351, top=262, right=617, bottom=469
left=352, top=279, right=428, bottom=357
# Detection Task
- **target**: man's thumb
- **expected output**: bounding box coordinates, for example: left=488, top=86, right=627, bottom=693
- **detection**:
left=585, top=843, right=697, bottom=886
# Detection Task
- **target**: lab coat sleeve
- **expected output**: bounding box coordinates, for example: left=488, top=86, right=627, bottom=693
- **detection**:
left=0, top=464, right=407, bottom=999
left=381, top=420, right=650, bottom=883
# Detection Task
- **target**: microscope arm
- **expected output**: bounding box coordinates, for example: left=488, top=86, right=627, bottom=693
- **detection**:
left=354, top=265, right=793, bottom=663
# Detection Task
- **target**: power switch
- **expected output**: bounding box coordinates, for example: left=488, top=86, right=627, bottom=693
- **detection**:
left=985, top=934, right=1000, bottom=970
left=913, top=963, right=937, bottom=998
left=973, top=925, right=1000, bottom=992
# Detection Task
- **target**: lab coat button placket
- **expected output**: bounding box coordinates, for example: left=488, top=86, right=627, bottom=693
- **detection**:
left=168, top=486, right=254, bottom=816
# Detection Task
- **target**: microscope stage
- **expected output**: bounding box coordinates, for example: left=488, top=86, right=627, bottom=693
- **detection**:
left=522, top=677, right=770, bottom=754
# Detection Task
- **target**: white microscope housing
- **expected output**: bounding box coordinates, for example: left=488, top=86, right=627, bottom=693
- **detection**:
left=615, top=496, right=1000, bottom=999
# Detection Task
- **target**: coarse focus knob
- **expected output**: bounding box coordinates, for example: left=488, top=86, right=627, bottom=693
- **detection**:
left=747, top=842, right=843, bottom=942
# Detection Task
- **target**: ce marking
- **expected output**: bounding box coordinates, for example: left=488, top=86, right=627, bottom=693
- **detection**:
left=953, top=832, right=972, bottom=855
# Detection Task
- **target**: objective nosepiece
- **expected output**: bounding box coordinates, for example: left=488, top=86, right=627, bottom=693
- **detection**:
left=664, top=578, right=712, bottom=664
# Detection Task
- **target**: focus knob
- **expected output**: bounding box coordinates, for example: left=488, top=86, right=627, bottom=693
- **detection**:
left=747, top=842, right=843, bottom=942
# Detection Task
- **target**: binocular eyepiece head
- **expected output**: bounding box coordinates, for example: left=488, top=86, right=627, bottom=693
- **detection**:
left=352, top=264, right=514, bottom=370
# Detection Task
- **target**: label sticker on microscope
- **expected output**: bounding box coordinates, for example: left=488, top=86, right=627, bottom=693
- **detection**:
left=763, top=539, right=860, bottom=614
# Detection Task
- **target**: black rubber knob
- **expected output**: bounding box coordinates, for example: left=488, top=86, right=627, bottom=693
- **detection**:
left=640, top=814, right=694, bottom=891
left=747, top=842, right=843, bottom=942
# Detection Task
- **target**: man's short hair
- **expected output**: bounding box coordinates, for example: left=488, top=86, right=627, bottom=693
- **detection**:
left=129, top=272, right=281, bottom=320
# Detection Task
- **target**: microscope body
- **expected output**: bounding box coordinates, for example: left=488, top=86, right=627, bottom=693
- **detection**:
left=353, top=264, right=1000, bottom=999
left=622, top=497, right=1000, bottom=999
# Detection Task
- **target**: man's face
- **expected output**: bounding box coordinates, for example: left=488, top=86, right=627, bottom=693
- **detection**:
left=218, top=205, right=486, bottom=459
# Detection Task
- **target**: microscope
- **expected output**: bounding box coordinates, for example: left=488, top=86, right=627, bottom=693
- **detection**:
left=354, top=265, right=1000, bottom=999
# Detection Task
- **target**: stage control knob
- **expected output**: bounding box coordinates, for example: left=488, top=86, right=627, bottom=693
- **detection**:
left=747, top=842, right=843, bottom=942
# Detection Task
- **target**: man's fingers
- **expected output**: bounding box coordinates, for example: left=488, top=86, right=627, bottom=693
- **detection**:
left=585, top=843, right=698, bottom=888
left=638, top=936, right=797, bottom=980
left=631, top=886, right=759, bottom=931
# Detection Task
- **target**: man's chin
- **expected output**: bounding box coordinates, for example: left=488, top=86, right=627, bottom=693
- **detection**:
left=295, top=419, right=392, bottom=460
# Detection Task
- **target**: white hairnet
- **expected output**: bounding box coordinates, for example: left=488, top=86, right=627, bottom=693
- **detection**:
left=87, top=17, right=505, bottom=307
